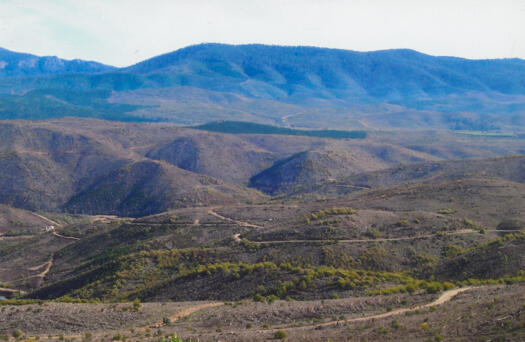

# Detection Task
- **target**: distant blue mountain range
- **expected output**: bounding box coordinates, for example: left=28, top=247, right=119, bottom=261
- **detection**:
left=0, top=43, right=524, bottom=131
left=124, top=44, right=525, bottom=101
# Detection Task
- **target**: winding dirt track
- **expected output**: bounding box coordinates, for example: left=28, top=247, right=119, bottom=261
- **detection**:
left=208, top=207, right=519, bottom=245
left=208, top=208, right=263, bottom=228
left=148, top=302, right=224, bottom=328
left=258, top=286, right=473, bottom=332
left=30, top=212, right=62, bottom=227
left=36, top=253, right=54, bottom=278
left=0, top=287, right=26, bottom=294
left=52, top=231, right=80, bottom=241
left=151, top=287, right=472, bottom=333
left=30, top=212, right=81, bottom=240
left=12, top=253, right=54, bottom=282
left=28, top=260, right=51, bottom=271
left=0, top=234, right=34, bottom=240
left=30, top=286, right=478, bottom=340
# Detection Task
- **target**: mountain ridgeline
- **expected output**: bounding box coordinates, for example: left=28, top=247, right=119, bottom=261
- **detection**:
left=0, top=44, right=524, bottom=131
left=0, top=47, right=115, bottom=78
left=124, top=44, right=525, bottom=99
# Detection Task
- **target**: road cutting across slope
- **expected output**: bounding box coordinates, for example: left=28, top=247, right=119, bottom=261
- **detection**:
left=148, top=302, right=224, bottom=328
left=208, top=208, right=263, bottom=228
left=52, top=231, right=80, bottom=241
left=261, top=286, right=474, bottom=332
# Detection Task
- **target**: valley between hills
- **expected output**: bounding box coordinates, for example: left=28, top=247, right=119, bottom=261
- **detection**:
left=0, top=117, right=524, bottom=341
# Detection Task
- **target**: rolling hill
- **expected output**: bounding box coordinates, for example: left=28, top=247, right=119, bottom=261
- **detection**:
left=261, top=154, right=525, bottom=198
left=0, top=119, right=524, bottom=216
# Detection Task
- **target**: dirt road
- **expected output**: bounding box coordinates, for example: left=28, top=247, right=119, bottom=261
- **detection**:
left=265, top=287, right=473, bottom=332
left=30, top=212, right=62, bottom=227
left=12, top=253, right=54, bottom=282
left=36, top=254, right=54, bottom=278
left=52, top=231, right=80, bottom=241
left=0, top=287, right=26, bottom=295
left=148, top=302, right=224, bottom=328
left=208, top=208, right=263, bottom=228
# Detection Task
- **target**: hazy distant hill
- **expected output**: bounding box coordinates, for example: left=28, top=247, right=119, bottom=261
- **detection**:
left=125, top=43, right=525, bottom=101
left=0, top=47, right=115, bottom=78
left=1, top=44, right=525, bottom=130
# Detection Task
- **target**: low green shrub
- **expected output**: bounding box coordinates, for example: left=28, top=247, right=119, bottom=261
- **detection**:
left=274, top=330, right=287, bottom=339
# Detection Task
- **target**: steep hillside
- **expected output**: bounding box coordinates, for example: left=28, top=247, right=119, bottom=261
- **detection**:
left=0, top=122, right=131, bottom=211
left=146, top=134, right=277, bottom=184
left=249, top=145, right=439, bottom=195
left=63, top=160, right=263, bottom=217
left=0, top=120, right=265, bottom=215
left=0, top=205, right=52, bottom=234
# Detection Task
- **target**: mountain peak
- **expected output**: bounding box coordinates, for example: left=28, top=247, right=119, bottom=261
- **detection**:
left=0, top=46, right=116, bottom=78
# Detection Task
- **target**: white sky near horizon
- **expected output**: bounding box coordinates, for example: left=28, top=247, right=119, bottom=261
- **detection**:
left=0, top=0, right=524, bottom=67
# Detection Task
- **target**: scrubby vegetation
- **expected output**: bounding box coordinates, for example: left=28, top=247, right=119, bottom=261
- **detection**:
left=463, top=218, right=486, bottom=234
left=0, top=45, right=525, bottom=341
left=304, top=207, right=356, bottom=223
left=497, top=219, right=525, bottom=230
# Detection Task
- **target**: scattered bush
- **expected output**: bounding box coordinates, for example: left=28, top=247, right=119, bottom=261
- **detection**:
left=12, top=329, right=23, bottom=339
left=132, top=298, right=141, bottom=311
left=83, top=332, right=93, bottom=342
left=397, top=220, right=409, bottom=227
left=274, top=330, right=287, bottom=339
left=391, top=320, right=401, bottom=330
left=306, top=207, right=355, bottom=222
left=363, top=229, right=381, bottom=239
left=463, top=218, right=485, bottom=234
left=111, top=334, right=126, bottom=341
left=443, top=244, right=464, bottom=258
left=437, top=209, right=455, bottom=215
left=497, top=219, right=525, bottom=231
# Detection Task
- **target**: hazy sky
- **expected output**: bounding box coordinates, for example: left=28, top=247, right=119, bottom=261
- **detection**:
left=0, top=0, right=524, bottom=67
